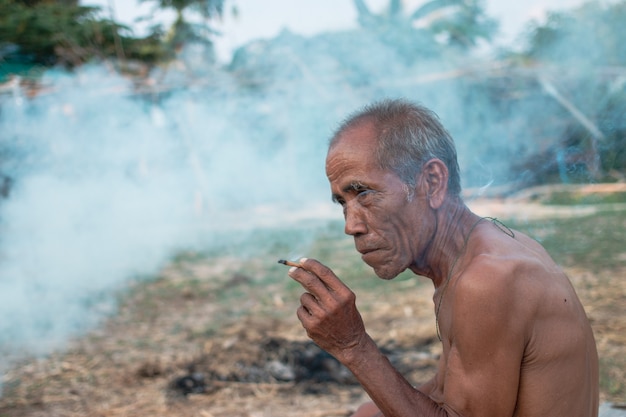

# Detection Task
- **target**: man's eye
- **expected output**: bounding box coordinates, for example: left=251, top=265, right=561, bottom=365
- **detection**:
left=357, top=189, right=373, bottom=198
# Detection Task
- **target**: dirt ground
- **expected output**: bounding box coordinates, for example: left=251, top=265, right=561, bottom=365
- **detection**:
left=0, top=264, right=443, bottom=417
left=1, top=264, right=625, bottom=416
left=1, top=195, right=625, bottom=416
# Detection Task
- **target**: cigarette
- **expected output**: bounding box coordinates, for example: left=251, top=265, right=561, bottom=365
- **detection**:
left=277, top=259, right=302, bottom=268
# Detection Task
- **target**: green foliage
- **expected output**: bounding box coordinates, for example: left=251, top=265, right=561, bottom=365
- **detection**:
left=0, top=0, right=167, bottom=70
left=140, top=0, right=224, bottom=17
left=0, top=0, right=95, bottom=65
left=422, top=0, right=498, bottom=48
left=352, top=0, right=497, bottom=59
left=0, top=0, right=226, bottom=75
left=523, top=0, right=626, bottom=66
left=499, top=1, right=626, bottom=184
left=140, top=0, right=224, bottom=49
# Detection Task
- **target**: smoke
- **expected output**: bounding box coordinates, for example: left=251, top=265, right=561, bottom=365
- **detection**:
left=1, top=1, right=622, bottom=388
left=0, top=63, right=343, bottom=374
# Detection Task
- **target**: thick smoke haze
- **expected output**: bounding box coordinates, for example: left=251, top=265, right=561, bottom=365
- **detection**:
left=1, top=1, right=623, bottom=387
left=0, top=64, right=346, bottom=374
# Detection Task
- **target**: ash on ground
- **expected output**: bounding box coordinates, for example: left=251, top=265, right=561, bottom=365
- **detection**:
left=168, top=336, right=438, bottom=397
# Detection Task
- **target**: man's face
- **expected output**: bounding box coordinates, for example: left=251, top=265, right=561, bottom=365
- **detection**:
left=326, top=123, right=434, bottom=279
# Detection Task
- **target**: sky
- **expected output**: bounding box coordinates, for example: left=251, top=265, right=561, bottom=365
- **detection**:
left=82, top=0, right=594, bottom=63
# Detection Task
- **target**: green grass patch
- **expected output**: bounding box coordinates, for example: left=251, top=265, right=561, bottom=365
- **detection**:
left=507, top=210, right=626, bottom=270
left=542, top=191, right=626, bottom=205
left=600, top=356, right=626, bottom=399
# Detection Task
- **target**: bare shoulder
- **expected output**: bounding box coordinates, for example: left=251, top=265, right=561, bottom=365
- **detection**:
left=463, top=223, right=565, bottom=287
left=448, top=221, right=589, bottom=341
left=450, top=224, right=565, bottom=325
left=442, top=221, right=599, bottom=417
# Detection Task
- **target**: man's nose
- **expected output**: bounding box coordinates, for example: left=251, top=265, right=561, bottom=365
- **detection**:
left=344, top=203, right=367, bottom=236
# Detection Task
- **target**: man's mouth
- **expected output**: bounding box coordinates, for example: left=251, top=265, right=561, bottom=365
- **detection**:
left=357, top=246, right=379, bottom=256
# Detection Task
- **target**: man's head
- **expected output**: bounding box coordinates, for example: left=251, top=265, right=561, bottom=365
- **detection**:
left=325, top=99, right=462, bottom=279
left=329, top=98, right=461, bottom=198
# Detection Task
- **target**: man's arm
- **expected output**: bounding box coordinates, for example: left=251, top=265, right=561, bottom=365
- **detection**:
left=290, top=258, right=528, bottom=417
left=436, top=259, right=527, bottom=416
left=288, top=258, right=450, bottom=417
left=340, top=332, right=454, bottom=416
left=351, top=373, right=440, bottom=416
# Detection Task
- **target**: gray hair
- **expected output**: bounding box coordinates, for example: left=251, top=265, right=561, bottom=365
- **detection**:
left=329, top=98, right=462, bottom=197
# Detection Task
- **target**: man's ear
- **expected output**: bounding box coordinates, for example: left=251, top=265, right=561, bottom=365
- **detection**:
left=420, top=158, right=448, bottom=209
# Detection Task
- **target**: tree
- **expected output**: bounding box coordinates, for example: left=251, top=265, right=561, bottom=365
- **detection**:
left=0, top=0, right=166, bottom=73
left=418, top=0, right=497, bottom=48
left=139, top=0, right=225, bottom=51
left=511, top=0, right=626, bottom=183
left=523, top=0, right=626, bottom=67
left=352, top=0, right=497, bottom=60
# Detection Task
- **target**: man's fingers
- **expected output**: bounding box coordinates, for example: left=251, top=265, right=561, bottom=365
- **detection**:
left=301, top=258, right=346, bottom=292
left=288, top=263, right=334, bottom=302
left=300, top=292, right=321, bottom=314
left=289, top=258, right=347, bottom=294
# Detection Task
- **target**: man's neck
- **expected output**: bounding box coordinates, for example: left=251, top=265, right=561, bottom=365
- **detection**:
left=410, top=200, right=481, bottom=288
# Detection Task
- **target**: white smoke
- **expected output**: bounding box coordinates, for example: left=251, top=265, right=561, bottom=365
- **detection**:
left=0, top=62, right=342, bottom=375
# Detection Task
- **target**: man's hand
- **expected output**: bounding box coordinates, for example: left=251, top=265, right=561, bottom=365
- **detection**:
left=288, top=258, right=367, bottom=361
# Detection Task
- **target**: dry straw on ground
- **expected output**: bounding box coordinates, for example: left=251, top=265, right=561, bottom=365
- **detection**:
left=1, top=191, right=625, bottom=417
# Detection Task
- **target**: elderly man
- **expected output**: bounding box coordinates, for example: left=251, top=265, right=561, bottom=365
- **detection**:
left=287, top=99, right=599, bottom=417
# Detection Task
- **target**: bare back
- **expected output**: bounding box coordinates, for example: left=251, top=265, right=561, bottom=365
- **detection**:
left=423, top=221, right=599, bottom=417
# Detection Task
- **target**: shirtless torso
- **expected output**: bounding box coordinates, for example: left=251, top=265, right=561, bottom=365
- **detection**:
left=419, top=221, right=599, bottom=417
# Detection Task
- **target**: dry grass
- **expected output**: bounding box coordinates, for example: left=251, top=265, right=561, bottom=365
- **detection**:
left=1, top=196, right=625, bottom=417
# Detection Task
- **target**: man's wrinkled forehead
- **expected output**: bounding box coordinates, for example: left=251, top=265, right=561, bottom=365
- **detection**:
left=328, top=119, right=378, bottom=157
left=325, top=122, right=382, bottom=189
